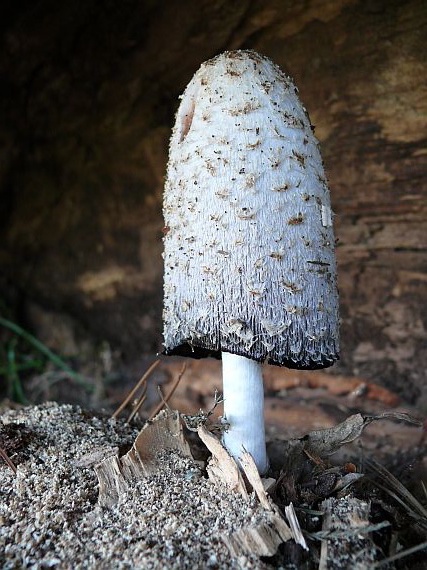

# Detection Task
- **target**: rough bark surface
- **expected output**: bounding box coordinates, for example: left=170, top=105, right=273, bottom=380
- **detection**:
left=0, top=1, right=425, bottom=405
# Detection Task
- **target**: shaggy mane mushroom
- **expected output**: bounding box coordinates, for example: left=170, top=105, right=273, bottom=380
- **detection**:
left=162, top=50, right=339, bottom=474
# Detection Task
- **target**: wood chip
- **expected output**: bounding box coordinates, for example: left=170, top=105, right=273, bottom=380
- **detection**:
left=319, top=496, right=378, bottom=569
left=96, top=409, right=192, bottom=506
left=239, top=450, right=271, bottom=510
left=197, top=426, right=293, bottom=557
left=197, top=424, right=248, bottom=500
left=224, top=513, right=291, bottom=557
left=284, top=502, right=308, bottom=550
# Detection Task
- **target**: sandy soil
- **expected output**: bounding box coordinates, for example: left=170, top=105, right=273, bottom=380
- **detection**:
left=0, top=403, right=276, bottom=569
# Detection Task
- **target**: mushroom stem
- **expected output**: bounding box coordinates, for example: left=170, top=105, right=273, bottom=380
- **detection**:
left=221, top=352, right=269, bottom=475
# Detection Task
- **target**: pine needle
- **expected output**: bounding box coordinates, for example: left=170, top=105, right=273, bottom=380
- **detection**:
left=372, top=540, right=427, bottom=568
left=126, top=386, right=148, bottom=423
left=366, top=458, right=427, bottom=522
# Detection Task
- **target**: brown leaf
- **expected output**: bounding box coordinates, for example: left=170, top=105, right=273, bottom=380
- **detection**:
left=304, top=411, right=421, bottom=457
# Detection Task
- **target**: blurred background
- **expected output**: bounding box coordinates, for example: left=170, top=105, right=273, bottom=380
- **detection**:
left=0, top=1, right=425, bottom=433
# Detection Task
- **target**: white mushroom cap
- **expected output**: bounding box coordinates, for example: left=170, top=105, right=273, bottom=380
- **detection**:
left=163, top=50, right=339, bottom=369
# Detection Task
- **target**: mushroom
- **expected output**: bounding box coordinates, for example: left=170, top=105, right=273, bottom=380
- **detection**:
left=162, top=50, right=339, bottom=474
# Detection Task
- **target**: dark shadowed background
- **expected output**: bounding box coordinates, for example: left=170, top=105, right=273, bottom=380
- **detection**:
left=0, top=0, right=425, bottom=410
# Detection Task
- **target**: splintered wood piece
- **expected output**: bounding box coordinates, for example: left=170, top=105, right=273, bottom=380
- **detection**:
left=319, top=497, right=378, bottom=569
left=197, top=428, right=293, bottom=557
left=127, top=407, right=192, bottom=468
left=284, top=503, right=308, bottom=551
left=75, top=446, right=119, bottom=469
left=239, top=450, right=272, bottom=510
left=224, top=511, right=292, bottom=557
left=95, top=454, right=130, bottom=506
left=197, top=425, right=249, bottom=500
left=95, top=409, right=192, bottom=506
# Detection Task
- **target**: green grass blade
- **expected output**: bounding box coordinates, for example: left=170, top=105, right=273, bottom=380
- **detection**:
left=0, top=316, right=93, bottom=392
left=7, top=338, right=27, bottom=403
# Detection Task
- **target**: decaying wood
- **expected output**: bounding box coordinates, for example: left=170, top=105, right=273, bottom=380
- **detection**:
left=197, top=424, right=249, bottom=501
left=94, top=406, right=424, bottom=561
left=95, top=454, right=128, bottom=507
left=123, top=408, right=192, bottom=471
left=75, top=446, right=120, bottom=469
left=95, top=410, right=295, bottom=558
left=266, top=409, right=423, bottom=526
left=284, top=503, right=308, bottom=551
left=95, top=409, right=192, bottom=506
left=1, top=0, right=425, bottom=412
left=319, top=497, right=378, bottom=570
left=224, top=513, right=292, bottom=558
left=239, top=450, right=272, bottom=510
left=197, top=426, right=295, bottom=557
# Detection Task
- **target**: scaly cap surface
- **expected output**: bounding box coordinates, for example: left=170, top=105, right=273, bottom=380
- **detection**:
left=163, top=50, right=339, bottom=369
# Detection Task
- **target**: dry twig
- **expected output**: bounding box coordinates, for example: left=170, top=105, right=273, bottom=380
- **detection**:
left=0, top=447, right=17, bottom=474
left=112, top=360, right=160, bottom=419
left=126, top=385, right=148, bottom=423
left=148, top=363, right=187, bottom=421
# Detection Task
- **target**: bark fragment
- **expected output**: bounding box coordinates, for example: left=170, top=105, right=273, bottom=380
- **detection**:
left=95, top=409, right=192, bottom=506
left=319, top=497, right=378, bottom=570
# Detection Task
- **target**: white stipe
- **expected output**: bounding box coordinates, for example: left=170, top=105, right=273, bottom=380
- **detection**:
left=221, top=351, right=269, bottom=474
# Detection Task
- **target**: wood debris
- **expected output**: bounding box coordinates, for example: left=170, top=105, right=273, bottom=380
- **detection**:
left=284, top=502, right=308, bottom=551
left=224, top=515, right=292, bottom=558
left=268, top=411, right=421, bottom=480
left=319, top=497, right=379, bottom=570
left=197, top=424, right=249, bottom=501
left=239, top=449, right=272, bottom=510
left=197, top=425, right=294, bottom=557
left=1, top=403, right=278, bottom=569
left=93, top=404, right=425, bottom=566
left=95, top=409, right=192, bottom=506
left=304, top=411, right=421, bottom=457
left=97, top=409, right=296, bottom=559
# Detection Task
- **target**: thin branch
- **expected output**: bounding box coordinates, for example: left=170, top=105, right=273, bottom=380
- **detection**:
left=112, top=360, right=160, bottom=419
left=148, top=362, right=187, bottom=421
left=126, top=387, right=148, bottom=423
left=0, top=447, right=17, bottom=474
